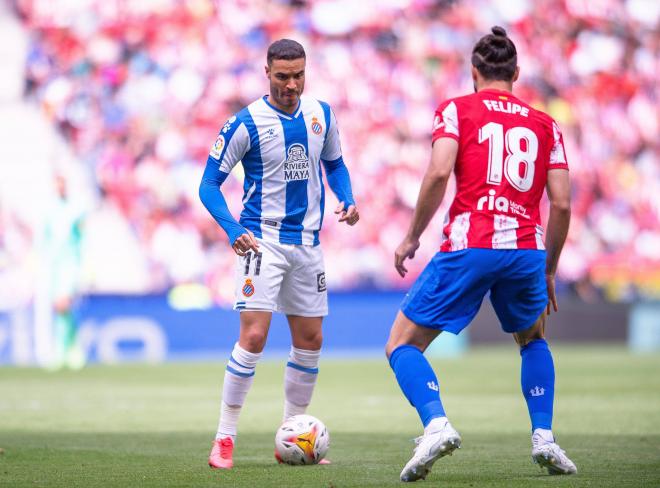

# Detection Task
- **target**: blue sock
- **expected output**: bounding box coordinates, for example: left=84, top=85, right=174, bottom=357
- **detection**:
left=520, top=339, right=555, bottom=431
left=389, top=345, right=445, bottom=427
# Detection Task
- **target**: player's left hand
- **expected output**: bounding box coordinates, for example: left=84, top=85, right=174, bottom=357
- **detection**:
left=394, top=236, right=420, bottom=278
left=335, top=202, right=359, bottom=226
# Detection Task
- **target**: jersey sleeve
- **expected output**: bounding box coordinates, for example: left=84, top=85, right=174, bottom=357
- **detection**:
left=208, top=114, right=250, bottom=173
left=320, top=108, right=342, bottom=161
left=548, top=120, right=569, bottom=171
left=431, top=100, right=460, bottom=144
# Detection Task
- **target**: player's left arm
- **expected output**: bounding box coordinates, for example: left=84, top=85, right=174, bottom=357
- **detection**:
left=320, top=106, right=358, bottom=226
left=322, top=157, right=358, bottom=225
left=395, top=137, right=458, bottom=277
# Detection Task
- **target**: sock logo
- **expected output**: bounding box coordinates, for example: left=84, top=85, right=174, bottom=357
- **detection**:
left=530, top=386, right=545, bottom=397
left=427, top=381, right=439, bottom=392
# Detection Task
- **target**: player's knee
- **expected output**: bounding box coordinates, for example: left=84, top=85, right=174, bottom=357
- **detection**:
left=384, top=340, right=397, bottom=359
left=514, top=325, right=545, bottom=347
left=241, top=330, right=268, bottom=352
left=297, top=330, right=323, bottom=350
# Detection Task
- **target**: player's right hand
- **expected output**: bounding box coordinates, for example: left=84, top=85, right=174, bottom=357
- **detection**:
left=232, top=230, right=259, bottom=256
left=545, top=273, right=558, bottom=314
left=394, top=236, right=420, bottom=278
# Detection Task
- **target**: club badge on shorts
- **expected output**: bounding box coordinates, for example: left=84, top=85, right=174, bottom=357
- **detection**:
left=242, top=278, right=255, bottom=297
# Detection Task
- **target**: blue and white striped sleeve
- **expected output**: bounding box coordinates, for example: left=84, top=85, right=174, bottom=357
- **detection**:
left=199, top=116, right=251, bottom=245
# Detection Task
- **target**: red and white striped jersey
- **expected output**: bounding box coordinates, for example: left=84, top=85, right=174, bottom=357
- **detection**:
left=432, top=88, right=569, bottom=252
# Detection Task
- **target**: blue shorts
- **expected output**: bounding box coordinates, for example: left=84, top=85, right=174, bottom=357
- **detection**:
left=401, top=249, right=547, bottom=334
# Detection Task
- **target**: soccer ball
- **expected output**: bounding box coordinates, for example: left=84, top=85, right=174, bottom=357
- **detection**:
left=274, top=414, right=330, bottom=465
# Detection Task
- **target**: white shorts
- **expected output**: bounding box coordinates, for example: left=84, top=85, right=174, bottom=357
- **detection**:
left=233, top=239, right=328, bottom=317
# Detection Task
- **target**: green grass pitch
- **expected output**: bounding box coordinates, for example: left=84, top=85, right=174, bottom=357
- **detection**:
left=1, top=345, right=659, bottom=487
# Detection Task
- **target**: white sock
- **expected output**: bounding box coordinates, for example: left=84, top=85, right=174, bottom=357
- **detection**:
left=283, top=346, right=321, bottom=421
left=216, top=343, right=262, bottom=440
left=532, top=428, right=554, bottom=445
left=424, top=416, right=449, bottom=435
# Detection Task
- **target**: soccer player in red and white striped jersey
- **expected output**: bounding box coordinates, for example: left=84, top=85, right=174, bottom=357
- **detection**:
left=433, top=74, right=568, bottom=252
left=385, top=26, right=576, bottom=482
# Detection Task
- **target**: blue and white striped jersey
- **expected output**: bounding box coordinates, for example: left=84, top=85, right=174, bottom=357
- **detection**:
left=208, top=95, right=343, bottom=246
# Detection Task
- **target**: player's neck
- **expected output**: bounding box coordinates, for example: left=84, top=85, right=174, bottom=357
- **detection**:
left=477, top=81, right=513, bottom=93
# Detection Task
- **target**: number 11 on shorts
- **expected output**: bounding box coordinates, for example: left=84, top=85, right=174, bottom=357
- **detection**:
left=244, top=251, right=263, bottom=276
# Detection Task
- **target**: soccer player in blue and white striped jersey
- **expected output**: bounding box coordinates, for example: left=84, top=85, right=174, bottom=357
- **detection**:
left=200, top=39, right=358, bottom=469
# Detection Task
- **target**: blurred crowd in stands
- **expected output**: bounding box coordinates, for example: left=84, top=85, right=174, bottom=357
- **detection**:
left=4, top=0, right=659, bottom=305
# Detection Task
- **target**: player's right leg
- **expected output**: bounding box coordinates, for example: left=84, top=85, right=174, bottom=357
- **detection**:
left=209, top=311, right=271, bottom=469
left=210, top=240, right=286, bottom=469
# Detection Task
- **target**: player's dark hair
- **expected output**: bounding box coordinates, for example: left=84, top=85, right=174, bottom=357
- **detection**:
left=267, top=39, right=306, bottom=65
left=471, top=26, right=517, bottom=81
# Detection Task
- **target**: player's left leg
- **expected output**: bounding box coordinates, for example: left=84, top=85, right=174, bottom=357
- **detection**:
left=276, top=244, right=329, bottom=464
left=386, top=312, right=461, bottom=482
left=284, top=315, right=323, bottom=421
left=387, top=250, right=494, bottom=481
left=385, top=312, right=444, bottom=427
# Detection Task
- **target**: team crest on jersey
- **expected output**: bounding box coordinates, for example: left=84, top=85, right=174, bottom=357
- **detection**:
left=310, top=117, right=323, bottom=135
left=210, top=134, right=225, bottom=160
left=242, top=279, right=255, bottom=297
left=284, top=143, right=310, bottom=181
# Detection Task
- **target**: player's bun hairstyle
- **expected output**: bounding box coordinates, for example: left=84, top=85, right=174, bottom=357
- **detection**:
left=471, top=26, right=517, bottom=81
left=267, top=39, right=306, bottom=65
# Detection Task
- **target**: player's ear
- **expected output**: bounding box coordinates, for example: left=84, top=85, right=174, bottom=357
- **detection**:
left=471, top=66, right=478, bottom=83
left=265, top=64, right=270, bottom=78
left=513, top=66, right=520, bottom=82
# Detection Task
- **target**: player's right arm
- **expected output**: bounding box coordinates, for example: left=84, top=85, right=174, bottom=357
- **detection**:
left=198, top=116, right=259, bottom=256
left=544, top=168, right=571, bottom=314
left=395, top=137, right=458, bottom=277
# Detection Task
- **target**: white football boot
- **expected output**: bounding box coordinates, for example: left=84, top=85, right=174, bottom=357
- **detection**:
left=400, top=419, right=461, bottom=482
left=531, top=430, right=577, bottom=475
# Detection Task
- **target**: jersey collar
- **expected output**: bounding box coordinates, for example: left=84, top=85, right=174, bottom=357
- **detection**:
left=262, top=95, right=302, bottom=120
left=480, top=88, right=518, bottom=99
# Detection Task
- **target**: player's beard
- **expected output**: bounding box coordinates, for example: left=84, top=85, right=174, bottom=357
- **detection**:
left=279, top=86, right=302, bottom=109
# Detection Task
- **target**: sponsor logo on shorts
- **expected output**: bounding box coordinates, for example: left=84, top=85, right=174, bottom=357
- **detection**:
left=316, top=272, right=326, bottom=293
left=311, top=117, right=323, bottom=135
left=242, top=278, right=255, bottom=297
